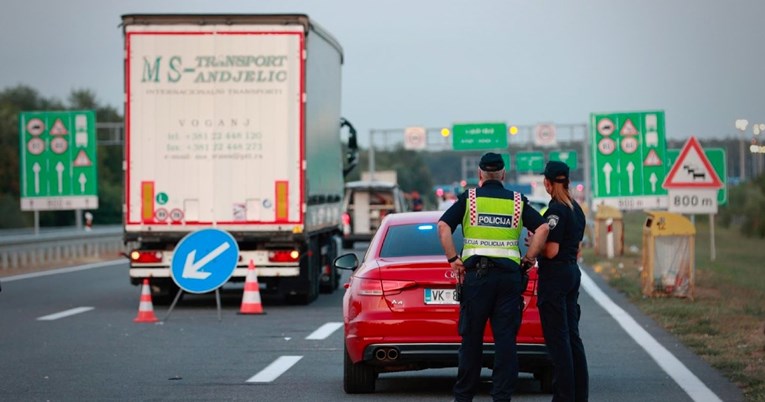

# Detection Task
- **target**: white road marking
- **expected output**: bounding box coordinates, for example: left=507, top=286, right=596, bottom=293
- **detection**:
left=580, top=268, right=722, bottom=402
left=37, top=306, right=94, bottom=321
left=247, top=356, right=303, bottom=383
left=2, top=260, right=123, bottom=282
left=305, top=322, right=343, bottom=340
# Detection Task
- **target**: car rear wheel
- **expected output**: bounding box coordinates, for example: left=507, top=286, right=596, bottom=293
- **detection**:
left=344, top=344, right=376, bottom=393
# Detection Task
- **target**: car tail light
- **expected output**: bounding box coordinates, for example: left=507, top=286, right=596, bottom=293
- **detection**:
left=342, top=212, right=351, bottom=225
left=268, top=250, right=300, bottom=262
left=357, top=277, right=384, bottom=296
left=356, top=278, right=416, bottom=296
left=130, top=250, right=163, bottom=263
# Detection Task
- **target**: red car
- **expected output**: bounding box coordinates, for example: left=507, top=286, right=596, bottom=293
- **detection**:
left=334, top=210, right=552, bottom=394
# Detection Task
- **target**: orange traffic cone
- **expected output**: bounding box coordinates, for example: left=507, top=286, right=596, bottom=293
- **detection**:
left=133, top=278, right=159, bottom=323
left=239, top=260, right=265, bottom=314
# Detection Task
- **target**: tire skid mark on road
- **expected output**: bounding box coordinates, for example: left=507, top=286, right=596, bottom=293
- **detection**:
left=305, top=322, right=343, bottom=340
left=37, top=306, right=95, bottom=321
left=580, top=267, right=722, bottom=402
left=247, top=355, right=303, bottom=383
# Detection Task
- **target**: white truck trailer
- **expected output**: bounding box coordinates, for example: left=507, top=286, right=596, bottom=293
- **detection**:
left=121, top=14, right=358, bottom=304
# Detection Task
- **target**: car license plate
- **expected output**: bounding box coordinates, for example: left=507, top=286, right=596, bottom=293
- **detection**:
left=424, top=288, right=459, bottom=305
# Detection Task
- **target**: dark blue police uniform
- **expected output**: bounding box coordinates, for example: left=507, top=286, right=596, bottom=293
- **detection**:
left=538, top=198, right=588, bottom=402
left=440, top=177, right=545, bottom=402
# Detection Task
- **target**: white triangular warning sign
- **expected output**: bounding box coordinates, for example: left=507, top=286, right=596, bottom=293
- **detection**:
left=663, top=136, right=722, bottom=189
left=620, top=119, right=638, bottom=136
left=50, top=118, right=68, bottom=135
left=73, top=149, right=92, bottom=167
left=643, top=149, right=662, bottom=166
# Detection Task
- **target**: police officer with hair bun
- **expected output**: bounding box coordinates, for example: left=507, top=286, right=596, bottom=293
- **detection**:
left=535, top=160, right=589, bottom=402
left=438, top=152, right=549, bottom=402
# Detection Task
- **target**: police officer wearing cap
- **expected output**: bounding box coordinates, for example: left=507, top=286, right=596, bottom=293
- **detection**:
left=535, top=160, right=589, bottom=402
left=438, top=152, right=549, bottom=402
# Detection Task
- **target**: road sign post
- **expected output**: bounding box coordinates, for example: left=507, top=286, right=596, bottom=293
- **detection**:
left=19, top=111, right=98, bottom=211
left=590, top=111, right=668, bottom=210
left=663, top=136, right=723, bottom=261
left=166, top=228, right=240, bottom=321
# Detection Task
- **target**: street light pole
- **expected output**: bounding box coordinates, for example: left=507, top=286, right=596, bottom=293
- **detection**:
left=735, top=119, right=749, bottom=181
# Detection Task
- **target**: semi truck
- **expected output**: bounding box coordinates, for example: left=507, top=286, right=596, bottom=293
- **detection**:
left=121, top=14, right=358, bottom=304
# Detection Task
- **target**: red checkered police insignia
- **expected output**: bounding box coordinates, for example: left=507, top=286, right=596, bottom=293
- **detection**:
left=468, top=188, right=477, bottom=226
left=512, top=192, right=521, bottom=228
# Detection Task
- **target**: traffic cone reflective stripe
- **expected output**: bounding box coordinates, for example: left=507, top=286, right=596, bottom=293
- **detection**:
left=134, top=278, right=159, bottom=323
left=240, top=260, right=264, bottom=314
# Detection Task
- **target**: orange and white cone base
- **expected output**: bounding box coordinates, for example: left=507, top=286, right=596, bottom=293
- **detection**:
left=134, top=278, right=159, bottom=323
left=240, top=260, right=265, bottom=315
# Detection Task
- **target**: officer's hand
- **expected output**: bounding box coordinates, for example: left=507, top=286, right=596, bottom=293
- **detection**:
left=450, top=259, right=464, bottom=284
left=524, top=231, right=534, bottom=247
left=521, top=255, right=535, bottom=272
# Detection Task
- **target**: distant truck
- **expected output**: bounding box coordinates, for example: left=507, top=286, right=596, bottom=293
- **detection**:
left=121, top=14, right=358, bottom=304
left=341, top=180, right=409, bottom=248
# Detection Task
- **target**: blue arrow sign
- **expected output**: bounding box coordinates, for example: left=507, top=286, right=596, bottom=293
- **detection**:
left=171, top=228, right=239, bottom=294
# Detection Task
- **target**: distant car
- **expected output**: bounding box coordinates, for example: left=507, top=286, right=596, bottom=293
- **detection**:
left=334, top=211, right=552, bottom=394
left=341, top=181, right=409, bottom=248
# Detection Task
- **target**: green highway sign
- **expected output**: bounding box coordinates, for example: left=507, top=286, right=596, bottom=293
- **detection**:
left=515, top=151, right=545, bottom=173
left=501, top=154, right=511, bottom=172
left=590, top=111, right=668, bottom=210
left=548, top=150, right=578, bottom=170
left=667, top=148, right=727, bottom=205
left=452, top=122, right=507, bottom=151
left=19, top=111, right=99, bottom=211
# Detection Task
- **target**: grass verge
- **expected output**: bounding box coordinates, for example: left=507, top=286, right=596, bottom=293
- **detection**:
left=582, top=211, right=765, bottom=401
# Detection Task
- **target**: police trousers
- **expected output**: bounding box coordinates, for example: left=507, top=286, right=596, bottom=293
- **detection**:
left=454, top=265, right=523, bottom=402
left=537, top=262, right=589, bottom=402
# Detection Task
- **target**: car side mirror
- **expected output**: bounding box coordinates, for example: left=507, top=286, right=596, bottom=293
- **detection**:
left=334, top=253, right=359, bottom=271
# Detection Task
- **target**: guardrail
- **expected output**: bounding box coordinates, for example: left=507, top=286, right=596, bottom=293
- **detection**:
left=0, top=226, right=125, bottom=270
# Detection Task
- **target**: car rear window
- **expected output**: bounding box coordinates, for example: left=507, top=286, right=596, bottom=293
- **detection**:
left=379, top=223, right=463, bottom=258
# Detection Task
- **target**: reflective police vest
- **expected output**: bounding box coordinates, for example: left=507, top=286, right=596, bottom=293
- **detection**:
left=460, top=188, right=523, bottom=264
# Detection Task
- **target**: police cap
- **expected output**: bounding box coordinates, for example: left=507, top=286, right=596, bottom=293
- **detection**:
left=543, top=160, right=570, bottom=183
left=478, top=152, right=504, bottom=172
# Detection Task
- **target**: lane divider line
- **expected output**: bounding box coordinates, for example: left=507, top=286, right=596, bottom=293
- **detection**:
left=3, top=260, right=124, bottom=282
left=580, top=268, right=722, bottom=402
left=247, top=356, right=303, bottom=383
left=37, top=306, right=95, bottom=321
left=305, top=322, right=343, bottom=340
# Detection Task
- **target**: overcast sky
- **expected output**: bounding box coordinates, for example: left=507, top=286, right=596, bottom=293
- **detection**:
left=2, top=0, right=764, bottom=146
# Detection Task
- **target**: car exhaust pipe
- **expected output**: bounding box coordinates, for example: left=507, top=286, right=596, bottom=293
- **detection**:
left=375, top=348, right=388, bottom=361
left=386, top=348, right=399, bottom=360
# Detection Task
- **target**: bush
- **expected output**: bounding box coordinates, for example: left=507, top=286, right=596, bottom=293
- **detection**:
left=719, top=173, right=765, bottom=238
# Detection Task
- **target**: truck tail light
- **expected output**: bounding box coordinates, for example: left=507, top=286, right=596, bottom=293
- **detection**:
left=268, top=249, right=299, bottom=263
left=342, top=212, right=351, bottom=235
left=130, top=250, right=163, bottom=263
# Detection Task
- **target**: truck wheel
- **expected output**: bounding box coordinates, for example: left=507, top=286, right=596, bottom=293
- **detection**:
left=538, top=367, right=553, bottom=393
left=344, top=344, right=376, bottom=393
left=320, top=237, right=338, bottom=294
left=150, top=280, right=180, bottom=305
left=287, top=239, right=321, bottom=304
